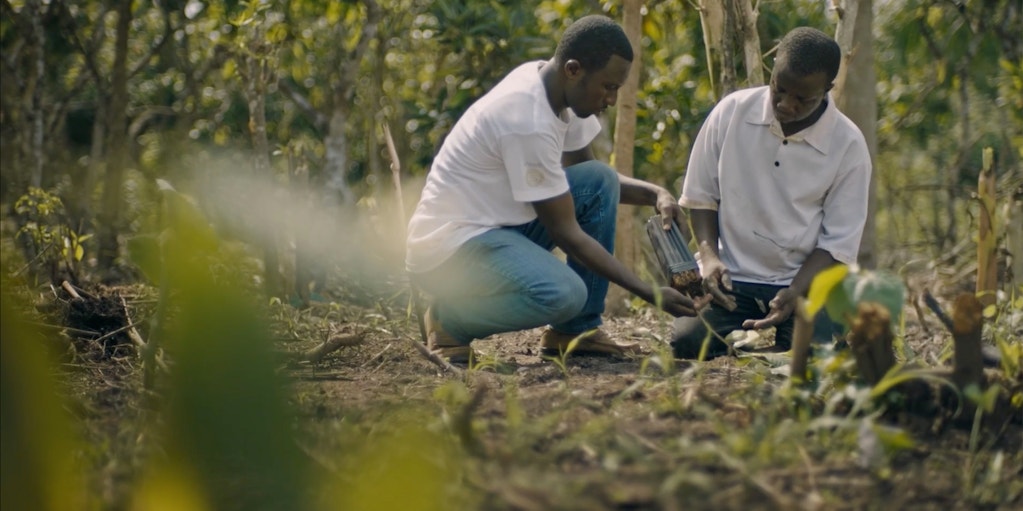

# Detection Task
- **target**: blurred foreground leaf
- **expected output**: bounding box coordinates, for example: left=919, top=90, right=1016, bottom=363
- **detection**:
left=132, top=222, right=309, bottom=510
left=812, top=267, right=905, bottom=328
left=1, top=288, right=88, bottom=510
left=329, top=414, right=470, bottom=511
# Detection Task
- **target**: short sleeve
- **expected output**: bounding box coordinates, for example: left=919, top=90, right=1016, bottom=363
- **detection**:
left=679, top=104, right=725, bottom=211
left=817, top=142, right=871, bottom=264
left=563, top=115, right=601, bottom=152
left=500, top=131, right=570, bottom=203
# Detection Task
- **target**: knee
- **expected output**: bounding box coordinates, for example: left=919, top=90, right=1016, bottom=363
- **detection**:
left=566, top=161, right=620, bottom=202
left=533, top=273, right=587, bottom=324
left=670, top=317, right=727, bottom=359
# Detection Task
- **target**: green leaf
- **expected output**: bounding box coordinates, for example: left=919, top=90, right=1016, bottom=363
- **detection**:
left=844, top=270, right=905, bottom=324
left=807, top=264, right=849, bottom=317
left=872, top=423, right=916, bottom=453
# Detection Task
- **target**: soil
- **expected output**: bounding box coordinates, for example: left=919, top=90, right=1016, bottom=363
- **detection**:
left=33, top=281, right=1023, bottom=511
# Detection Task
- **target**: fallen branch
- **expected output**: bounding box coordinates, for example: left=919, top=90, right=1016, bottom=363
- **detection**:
left=922, top=290, right=954, bottom=331
left=26, top=320, right=100, bottom=337
left=301, top=333, right=364, bottom=363
left=61, top=280, right=97, bottom=301
left=361, top=342, right=393, bottom=368
left=408, top=336, right=464, bottom=376
left=61, top=280, right=82, bottom=300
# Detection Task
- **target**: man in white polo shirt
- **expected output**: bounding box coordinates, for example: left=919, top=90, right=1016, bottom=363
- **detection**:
left=407, top=15, right=711, bottom=363
left=672, top=27, right=871, bottom=359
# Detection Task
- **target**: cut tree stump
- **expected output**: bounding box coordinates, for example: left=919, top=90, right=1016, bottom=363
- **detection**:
left=951, top=292, right=987, bottom=391
left=846, top=302, right=896, bottom=385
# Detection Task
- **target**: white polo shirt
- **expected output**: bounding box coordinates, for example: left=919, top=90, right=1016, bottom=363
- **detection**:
left=406, top=61, right=602, bottom=273
left=680, top=86, right=871, bottom=285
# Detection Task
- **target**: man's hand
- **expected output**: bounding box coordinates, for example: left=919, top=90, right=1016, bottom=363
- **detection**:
left=655, top=189, right=686, bottom=231
left=742, top=287, right=798, bottom=330
left=700, top=253, right=737, bottom=311
left=658, top=286, right=711, bottom=317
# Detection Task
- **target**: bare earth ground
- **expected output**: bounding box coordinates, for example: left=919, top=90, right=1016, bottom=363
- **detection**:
left=52, top=281, right=1022, bottom=511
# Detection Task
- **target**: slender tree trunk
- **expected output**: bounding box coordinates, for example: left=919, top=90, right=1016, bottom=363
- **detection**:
left=242, top=40, right=282, bottom=298
left=698, top=0, right=725, bottom=101
left=832, top=0, right=878, bottom=268
left=718, top=5, right=738, bottom=97
left=976, top=148, right=997, bottom=306
left=607, top=0, right=643, bottom=315
left=324, top=105, right=356, bottom=207
left=947, top=66, right=969, bottom=248
left=97, top=0, right=132, bottom=271
left=69, top=100, right=106, bottom=233
left=28, top=0, right=45, bottom=188
left=733, top=0, right=764, bottom=87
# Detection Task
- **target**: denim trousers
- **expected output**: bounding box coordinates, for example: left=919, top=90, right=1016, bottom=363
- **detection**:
left=412, top=160, right=619, bottom=344
left=670, top=281, right=839, bottom=359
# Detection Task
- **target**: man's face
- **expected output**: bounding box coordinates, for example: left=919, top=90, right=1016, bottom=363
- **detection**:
left=769, top=60, right=831, bottom=125
left=565, top=54, right=631, bottom=118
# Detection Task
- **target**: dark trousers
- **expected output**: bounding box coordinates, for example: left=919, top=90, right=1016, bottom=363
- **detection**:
left=670, top=281, right=839, bottom=359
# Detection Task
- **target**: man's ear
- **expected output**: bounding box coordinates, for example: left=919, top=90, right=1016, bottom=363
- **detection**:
left=564, top=59, right=583, bottom=79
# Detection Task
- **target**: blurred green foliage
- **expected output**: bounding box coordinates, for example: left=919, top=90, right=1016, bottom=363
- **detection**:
left=1, top=2, right=1021, bottom=507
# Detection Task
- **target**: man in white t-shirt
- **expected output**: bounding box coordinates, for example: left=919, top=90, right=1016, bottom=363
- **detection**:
left=407, top=15, right=710, bottom=363
left=672, top=27, right=871, bottom=359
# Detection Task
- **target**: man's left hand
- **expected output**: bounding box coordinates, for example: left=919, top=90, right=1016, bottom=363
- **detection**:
left=742, top=287, right=798, bottom=330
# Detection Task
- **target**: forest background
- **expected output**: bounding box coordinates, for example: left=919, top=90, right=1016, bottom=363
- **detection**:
left=1, top=1, right=1022, bottom=510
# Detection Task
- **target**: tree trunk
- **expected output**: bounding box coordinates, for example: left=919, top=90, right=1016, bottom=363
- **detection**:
left=323, top=104, right=357, bottom=208
left=832, top=0, right=878, bottom=269
left=97, top=0, right=132, bottom=271
left=242, top=40, right=282, bottom=298
left=732, top=0, right=764, bottom=87
left=1007, top=190, right=1023, bottom=293
left=607, top=0, right=643, bottom=316
left=975, top=148, right=997, bottom=306
left=698, top=0, right=725, bottom=101
left=28, top=0, right=45, bottom=188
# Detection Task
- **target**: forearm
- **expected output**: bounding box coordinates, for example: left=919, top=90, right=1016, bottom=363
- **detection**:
left=557, top=232, right=655, bottom=302
left=788, top=248, right=840, bottom=296
left=619, top=174, right=669, bottom=207
left=689, top=208, right=721, bottom=257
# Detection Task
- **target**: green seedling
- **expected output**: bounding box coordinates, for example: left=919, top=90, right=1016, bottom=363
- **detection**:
left=542, top=329, right=588, bottom=380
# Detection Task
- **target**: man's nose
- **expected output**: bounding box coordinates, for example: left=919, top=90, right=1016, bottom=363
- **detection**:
left=605, top=91, right=618, bottom=107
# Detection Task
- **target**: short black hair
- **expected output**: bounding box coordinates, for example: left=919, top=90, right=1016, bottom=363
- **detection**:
left=554, top=15, right=634, bottom=72
left=776, top=27, right=841, bottom=82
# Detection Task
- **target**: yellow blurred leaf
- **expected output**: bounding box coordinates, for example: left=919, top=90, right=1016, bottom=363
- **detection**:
left=131, top=463, right=211, bottom=511
left=1, top=294, right=88, bottom=511
left=807, top=264, right=849, bottom=316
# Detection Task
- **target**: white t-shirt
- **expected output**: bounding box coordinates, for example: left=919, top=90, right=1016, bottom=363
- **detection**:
left=680, top=86, right=871, bottom=285
left=405, top=61, right=602, bottom=273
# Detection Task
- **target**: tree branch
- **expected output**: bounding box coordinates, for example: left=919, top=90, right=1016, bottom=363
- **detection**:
left=337, top=0, right=383, bottom=103
left=278, top=79, right=328, bottom=133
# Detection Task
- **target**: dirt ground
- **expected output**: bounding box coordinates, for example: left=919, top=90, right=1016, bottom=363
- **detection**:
left=40, top=281, right=1023, bottom=511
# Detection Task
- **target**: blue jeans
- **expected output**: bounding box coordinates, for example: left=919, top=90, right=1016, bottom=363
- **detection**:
left=670, top=281, right=840, bottom=359
left=411, top=160, right=620, bottom=344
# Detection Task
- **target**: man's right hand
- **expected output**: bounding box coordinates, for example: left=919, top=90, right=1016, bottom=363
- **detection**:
left=658, top=286, right=711, bottom=317
left=699, top=254, right=738, bottom=311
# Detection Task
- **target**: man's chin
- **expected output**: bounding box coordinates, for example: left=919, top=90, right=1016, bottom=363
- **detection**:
left=571, top=107, right=596, bottom=119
